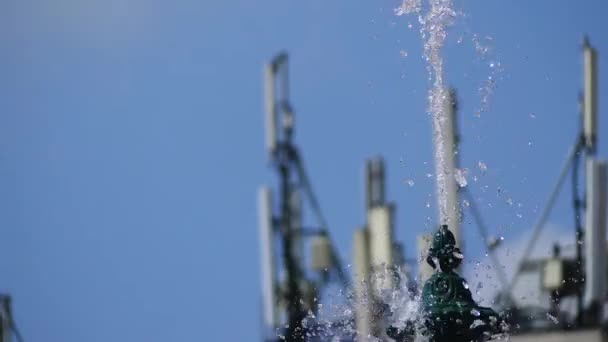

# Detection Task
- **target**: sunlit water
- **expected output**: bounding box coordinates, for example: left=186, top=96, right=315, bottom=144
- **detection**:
left=396, top=0, right=456, bottom=225
left=282, top=1, right=510, bottom=340
left=291, top=268, right=421, bottom=341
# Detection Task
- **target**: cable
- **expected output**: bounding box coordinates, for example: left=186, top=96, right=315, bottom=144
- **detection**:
left=11, top=320, right=24, bottom=342
left=0, top=298, right=24, bottom=342
left=462, top=189, right=509, bottom=288
left=506, top=136, right=581, bottom=296
left=291, top=149, right=349, bottom=287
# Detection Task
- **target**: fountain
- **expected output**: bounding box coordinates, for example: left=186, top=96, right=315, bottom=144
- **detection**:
left=257, top=0, right=512, bottom=340
left=387, top=225, right=504, bottom=342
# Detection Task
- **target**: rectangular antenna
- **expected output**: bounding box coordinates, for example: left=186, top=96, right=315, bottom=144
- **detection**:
left=584, top=159, right=607, bottom=313
left=264, top=64, right=277, bottom=157
left=257, top=186, right=277, bottom=329
left=352, top=228, right=372, bottom=339
left=368, top=204, right=394, bottom=291
left=583, top=39, right=598, bottom=153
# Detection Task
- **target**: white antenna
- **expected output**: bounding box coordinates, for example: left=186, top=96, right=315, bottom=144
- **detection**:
left=352, top=228, right=372, bottom=339
left=264, top=64, right=277, bottom=157
left=584, top=159, right=607, bottom=311
left=583, top=38, right=598, bottom=153
left=368, top=204, right=394, bottom=291
left=263, top=53, right=292, bottom=160
left=257, top=186, right=277, bottom=329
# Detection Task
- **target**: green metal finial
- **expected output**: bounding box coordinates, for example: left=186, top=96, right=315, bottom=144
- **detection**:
left=426, top=224, right=462, bottom=272
left=388, top=225, right=503, bottom=342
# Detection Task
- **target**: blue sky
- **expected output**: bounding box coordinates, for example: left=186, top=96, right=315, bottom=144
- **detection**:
left=1, top=0, right=607, bottom=341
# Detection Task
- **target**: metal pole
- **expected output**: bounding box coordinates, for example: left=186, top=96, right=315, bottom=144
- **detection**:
left=0, top=296, right=12, bottom=342
left=279, top=144, right=305, bottom=342
left=444, top=89, right=461, bottom=250
left=572, top=142, right=584, bottom=326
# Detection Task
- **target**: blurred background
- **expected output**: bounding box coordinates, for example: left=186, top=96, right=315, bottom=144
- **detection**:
left=1, top=0, right=608, bottom=341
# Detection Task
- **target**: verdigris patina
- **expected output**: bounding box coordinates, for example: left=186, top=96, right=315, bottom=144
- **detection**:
left=388, top=225, right=503, bottom=342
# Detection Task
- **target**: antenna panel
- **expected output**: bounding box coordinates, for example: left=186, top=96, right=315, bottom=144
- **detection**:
left=258, top=186, right=277, bottom=328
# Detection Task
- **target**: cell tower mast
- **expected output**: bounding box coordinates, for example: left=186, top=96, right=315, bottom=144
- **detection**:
left=258, top=52, right=347, bottom=342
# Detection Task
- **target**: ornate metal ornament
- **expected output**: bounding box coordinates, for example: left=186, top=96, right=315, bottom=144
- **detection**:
left=388, top=225, right=504, bottom=342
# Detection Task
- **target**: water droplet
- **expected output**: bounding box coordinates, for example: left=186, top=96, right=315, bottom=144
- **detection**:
left=400, top=50, right=409, bottom=57
left=546, top=313, right=559, bottom=324
left=455, top=168, right=468, bottom=188
left=478, top=161, right=488, bottom=172
left=471, top=309, right=481, bottom=317
left=475, top=282, right=483, bottom=295
left=406, top=179, right=415, bottom=187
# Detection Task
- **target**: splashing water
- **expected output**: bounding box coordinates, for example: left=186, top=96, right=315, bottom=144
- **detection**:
left=396, top=0, right=457, bottom=225
left=292, top=2, right=511, bottom=340
left=471, top=34, right=504, bottom=116
left=375, top=267, right=421, bottom=332
left=293, top=267, right=418, bottom=341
